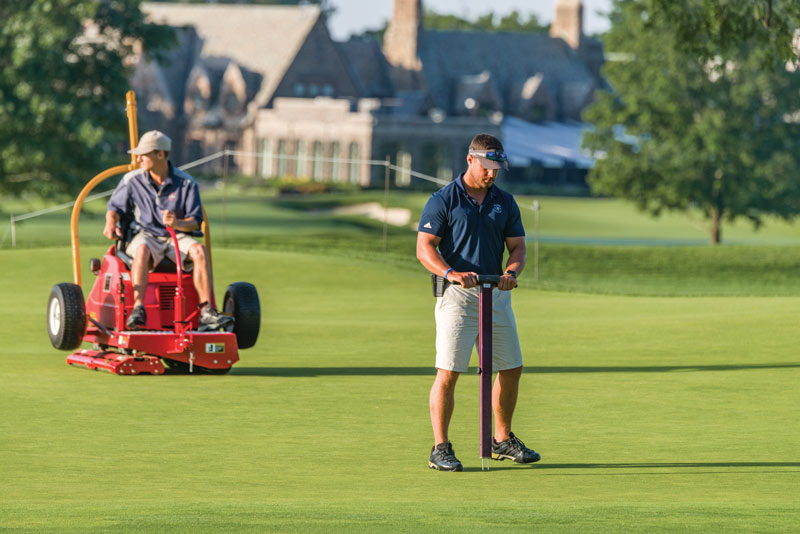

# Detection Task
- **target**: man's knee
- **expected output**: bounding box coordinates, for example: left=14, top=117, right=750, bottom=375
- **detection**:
left=132, top=243, right=153, bottom=265
left=497, top=366, right=523, bottom=382
left=434, top=368, right=460, bottom=390
left=188, top=243, right=206, bottom=263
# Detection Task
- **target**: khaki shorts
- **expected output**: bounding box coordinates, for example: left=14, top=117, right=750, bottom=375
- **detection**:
left=434, top=284, right=523, bottom=373
left=126, top=231, right=199, bottom=272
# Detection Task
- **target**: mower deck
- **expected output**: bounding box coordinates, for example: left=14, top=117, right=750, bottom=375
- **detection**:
left=67, top=349, right=165, bottom=375
left=78, top=328, right=239, bottom=374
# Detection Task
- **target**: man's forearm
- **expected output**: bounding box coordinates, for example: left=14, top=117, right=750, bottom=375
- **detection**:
left=505, top=244, right=526, bottom=276
left=168, top=217, right=200, bottom=232
left=106, top=210, right=120, bottom=226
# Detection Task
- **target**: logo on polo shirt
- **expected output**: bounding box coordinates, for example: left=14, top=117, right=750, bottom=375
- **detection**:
left=493, top=203, right=503, bottom=214
left=423, top=222, right=432, bottom=229
left=168, top=192, right=177, bottom=202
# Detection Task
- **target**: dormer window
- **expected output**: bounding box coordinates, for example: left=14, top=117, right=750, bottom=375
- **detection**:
left=224, top=92, right=239, bottom=114
left=192, top=89, right=205, bottom=111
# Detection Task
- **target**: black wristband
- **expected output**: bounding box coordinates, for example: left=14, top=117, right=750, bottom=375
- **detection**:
left=505, top=270, right=517, bottom=278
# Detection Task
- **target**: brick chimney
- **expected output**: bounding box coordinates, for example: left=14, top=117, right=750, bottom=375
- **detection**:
left=383, top=0, right=422, bottom=73
left=550, top=0, right=583, bottom=49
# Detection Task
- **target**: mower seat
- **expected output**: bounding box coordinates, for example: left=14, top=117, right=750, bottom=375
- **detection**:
left=115, top=245, right=184, bottom=274
left=114, top=215, right=191, bottom=274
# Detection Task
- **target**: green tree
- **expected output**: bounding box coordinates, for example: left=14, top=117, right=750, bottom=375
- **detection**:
left=353, top=9, right=546, bottom=44
left=583, top=0, right=800, bottom=244
left=423, top=9, right=546, bottom=33
left=0, top=0, right=173, bottom=198
left=642, top=0, right=800, bottom=64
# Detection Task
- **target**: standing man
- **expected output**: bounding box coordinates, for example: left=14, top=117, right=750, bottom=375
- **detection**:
left=103, top=130, right=233, bottom=331
left=417, top=133, right=540, bottom=471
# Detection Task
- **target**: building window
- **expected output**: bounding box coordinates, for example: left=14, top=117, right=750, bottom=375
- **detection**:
left=436, top=145, right=452, bottom=181
left=225, top=141, right=237, bottom=171
left=308, top=84, right=319, bottom=97
left=322, top=83, right=334, bottom=97
left=296, top=140, right=307, bottom=177
left=348, top=142, right=359, bottom=184
left=396, top=148, right=412, bottom=187
left=224, top=92, right=239, bottom=114
left=422, top=143, right=452, bottom=181
left=312, top=141, right=324, bottom=180
left=293, top=82, right=305, bottom=97
left=189, top=139, right=203, bottom=163
left=330, top=142, right=341, bottom=181
left=191, top=89, right=205, bottom=111
left=259, top=138, right=272, bottom=177
left=277, top=139, right=288, bottom=176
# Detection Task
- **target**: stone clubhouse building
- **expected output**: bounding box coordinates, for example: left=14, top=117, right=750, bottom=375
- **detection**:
left=131, top=0, right=604, bottom=188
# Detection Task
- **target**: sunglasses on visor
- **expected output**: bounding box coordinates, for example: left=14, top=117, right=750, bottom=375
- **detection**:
left=469, top=150, right=507, bottom=162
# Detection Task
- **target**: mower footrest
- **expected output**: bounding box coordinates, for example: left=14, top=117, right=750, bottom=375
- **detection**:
left=67, top=349, right=165, bottom=375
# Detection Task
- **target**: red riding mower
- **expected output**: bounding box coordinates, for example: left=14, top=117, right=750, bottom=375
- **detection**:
left=46, top=92, right=260, bottom=375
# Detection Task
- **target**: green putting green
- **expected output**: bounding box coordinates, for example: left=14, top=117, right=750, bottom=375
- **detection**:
left=1, top=245, right=799, bottom=532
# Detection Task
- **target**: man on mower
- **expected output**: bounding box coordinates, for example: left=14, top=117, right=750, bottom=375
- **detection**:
left=103, top=130, right=233, bottom=331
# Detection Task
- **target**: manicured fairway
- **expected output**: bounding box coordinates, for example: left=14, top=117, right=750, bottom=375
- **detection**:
left=1, top=247, right=799, bottom=532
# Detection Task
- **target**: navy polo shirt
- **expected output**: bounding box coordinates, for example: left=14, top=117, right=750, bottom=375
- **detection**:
left=418, top=173, right=525, bottom=275
left=108, top=162, right=203, bottom=237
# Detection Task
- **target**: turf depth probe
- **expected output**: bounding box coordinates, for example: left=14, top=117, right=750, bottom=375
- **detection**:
left=477, top=274, right=501, bottom=471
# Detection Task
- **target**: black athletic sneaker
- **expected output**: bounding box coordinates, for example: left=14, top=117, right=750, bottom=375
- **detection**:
left=199, top=305, right=234, bottom=331
left=429, top=441, right=463, bottom=471
left=126, top=305, right=146, bottom=330
left=492, top=432, right=541, bottom=463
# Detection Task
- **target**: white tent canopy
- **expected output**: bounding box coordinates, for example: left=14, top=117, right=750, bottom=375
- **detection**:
left=502, top=116, right=594, bottom=169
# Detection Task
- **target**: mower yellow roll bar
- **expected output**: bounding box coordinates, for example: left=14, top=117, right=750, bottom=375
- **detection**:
left=70, top=91, right=213, bottom=287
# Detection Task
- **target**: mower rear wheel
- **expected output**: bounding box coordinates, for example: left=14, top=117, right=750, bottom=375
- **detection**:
left=223, top=282, right=260, bottom=349
left=47, top=283, right=86, bottom=351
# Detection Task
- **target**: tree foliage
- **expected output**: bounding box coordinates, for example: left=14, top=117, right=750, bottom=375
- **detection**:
left=352, top=8, right=546, bottom=43
left=642, top=0, right=800, bottom=64
left=583, top=0, right=800, bottom=244
left=0, top=0, right=173, bottom=198
left=423, top=9, right=546, bottom=34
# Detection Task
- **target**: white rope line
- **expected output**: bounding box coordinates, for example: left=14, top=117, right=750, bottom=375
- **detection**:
left=11, top=190, right=115, bottom=222
left=226, top=149, right=389, bottom=167
left=3, top=149, right=447, bottom=243
left=178, top=151, right=226, bottom=171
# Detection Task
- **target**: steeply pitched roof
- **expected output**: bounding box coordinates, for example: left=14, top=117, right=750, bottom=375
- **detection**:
left=418, top=30, right=597, bottom=119
left=142, top=2, right=322, bottom=108
left=338, top=38, right=394, bottom=98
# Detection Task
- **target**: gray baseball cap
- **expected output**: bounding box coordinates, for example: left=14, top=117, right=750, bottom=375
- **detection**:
left=128, top=130, right=172, bottom=155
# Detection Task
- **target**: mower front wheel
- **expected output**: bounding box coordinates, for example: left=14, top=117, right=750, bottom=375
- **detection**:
left=47, top=283, right=86, bottom=351
left=223, top=282, right=260, bottom=349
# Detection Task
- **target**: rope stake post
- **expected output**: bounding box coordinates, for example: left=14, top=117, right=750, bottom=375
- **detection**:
left=383, top=156, right=390, bottom=253
left=533, top=200, right=540, bottom=281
